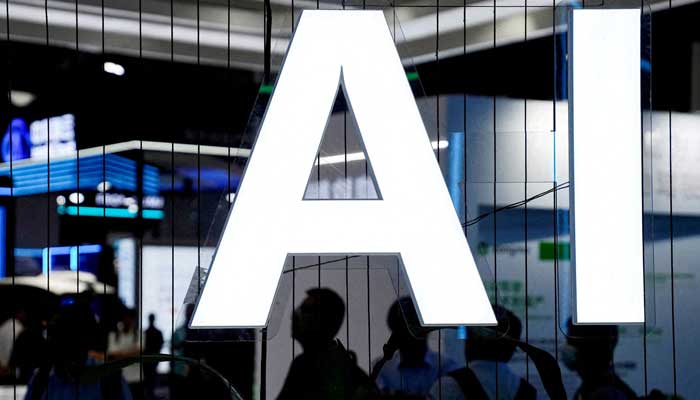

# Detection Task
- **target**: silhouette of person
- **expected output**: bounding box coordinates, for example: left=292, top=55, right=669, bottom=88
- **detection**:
left=562, top=320, right=636, bottom=400
left=0, top=307, right=25, bottom=380
left=373, top=297, right=458, bottom=398
left=24, top=300, right=132, bottom=400
left=143, top=313, right=164, bottom=398
left=278, top=288, right=376, bottom=400
left=170, top=304, right=194, bottom=400
left=108, top=308, right=141, bottom=396
left=9, top=308, right=47, bottom=384
left=430, top=305, right=536, bottom=400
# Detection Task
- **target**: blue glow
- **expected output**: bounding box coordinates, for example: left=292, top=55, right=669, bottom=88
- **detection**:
left=58, top=205, right=163, bottom=220
left=42, top=248, right=49, bottom=275
left=1, top=119, right=31, bottom=162
left=79, top=244, right=103, bottom=253
left=457, top=327, right=467, bottom=340
left=141, top=209, right=164, bottom=219
left=143, top=165, right=160, bottom=195
left=175, top=167, right=240, bottom=192
left=15, top=245, right=102, bottom=277
left=60, top=297, right=75, bottom=306
left=0, top=154, right=160, bottom=197
left=0, top=207, right=5, bottom=278
left=14, top=248, right=43, bottom=257
left=447, top=132, right=467, bottom=340
left=36, top=244, right=103, bottom=274
left=70, top=246, right=78, bottom=271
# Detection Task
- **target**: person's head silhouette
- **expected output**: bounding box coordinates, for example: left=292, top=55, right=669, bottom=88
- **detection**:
left=563, top=320, right=639, bottom=399
left=465, top=304, right=522, bottom=363
left=563, top=319, right=618, bottom=378
left=387, top=297, right=425, bottom=340
left=49, top=301, right=99, bottom=378
left=292, top=288, right=345, bottom=350
left=385, top=296, right=434, bottom=367
left=148, top=313, right=156, bottom=327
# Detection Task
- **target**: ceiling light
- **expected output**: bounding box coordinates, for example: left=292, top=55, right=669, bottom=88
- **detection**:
left=104, top=61, right=125, bottom=76
left=68, top=192, right=85, bottom=204
left=10, top=91, right=36, bottom=107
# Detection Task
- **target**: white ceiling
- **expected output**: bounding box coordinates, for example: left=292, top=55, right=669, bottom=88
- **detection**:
left=0, top=0, right=693, bottom=71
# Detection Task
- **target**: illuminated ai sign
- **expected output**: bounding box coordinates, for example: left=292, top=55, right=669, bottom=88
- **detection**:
left=191, top=9, right=644, bottom=328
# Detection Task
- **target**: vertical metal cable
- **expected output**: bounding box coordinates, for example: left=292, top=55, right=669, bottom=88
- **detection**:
left=392, top=11, right=399, bottom=387
left=292, top=256, right=296, bottom=358
left=395, top=261, right=402, bottom=390
left=492, top=0, right=499, bottom=396
left=291, top=0, right=296, bottom=361
left=343, top=0, right=349, bottom=351
left=463, top=5, right=470, bottom=380
left=261, top=326, right=268, bottom=400
left=196, top=0, right=201, bottom=300
left=435, top=2, right=443, bottom=398
left=74, top=0, right=80, bottom=298
left=362, top=0, right=369, bottom=380
left=138, top=0, right=144, bottom=387
left=43, top=0, right=51, bottom=378
left=523, top=0, right=530, bottom=382
left=264, top=0, right=271, bottom=84
left=492, top=0, right=497, bottom=305
left=43, top=0, right=52, bottom=396
left=259, top=3, right=269, bottom=399
left=169, top=0, right=175, bottom=384
left=463, top=0, right=468, bottom=233
left=4, top=0, right=16, bottom=397
left=101, top=0, right=107, bottom=364
left=641, top=0, right=652, bottom=394
left=316, top=0, right=321, bottom=291
left=436, top=4, right=441, bottom=169
left=366, top=256, right=371, bottom=374
left=195, top=4, right=207, bottom=393
left=551, top=0, right=559, bottom=363
left=668, top=0, right=677, bottom=393
left=226, top=0, right=234, bottom=391
left=225, top=0, right=239, bottom=392
left=226, top=0, right=232, bottom=239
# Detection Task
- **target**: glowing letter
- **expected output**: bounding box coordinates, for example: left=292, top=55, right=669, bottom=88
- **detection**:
left=191, top=10, right=496, bottom=328
left=569, top=9, right=644, bottom=323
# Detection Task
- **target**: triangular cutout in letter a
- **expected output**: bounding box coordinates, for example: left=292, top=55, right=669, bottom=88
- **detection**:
left=303, top=78, right=381, bottom=200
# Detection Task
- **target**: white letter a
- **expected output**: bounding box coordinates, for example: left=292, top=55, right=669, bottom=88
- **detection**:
left=191, top=10, right=496, bottom=328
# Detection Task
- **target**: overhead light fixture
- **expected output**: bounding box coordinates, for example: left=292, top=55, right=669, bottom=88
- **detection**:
left=68, top=192, right=85, bottom=204
left=97, top=181, right=112, bottom=192
left=104, top=61, right=125, bottom=76
left=318, top=139, right=448, bottom=166
left=10, top=91, right=36, bottom=107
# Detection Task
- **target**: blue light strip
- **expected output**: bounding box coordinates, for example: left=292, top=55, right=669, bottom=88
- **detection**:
left=14, top=248, right=43, bottom=257
left=0, top=154, right=159, bottom=197
left=447, top=131, right=468, bottom=341
left=70, top=246, right=78, bottom=271
left=0, top=207, right=5, bottom=278
left=42, top=248, right=49, bottom=275
left=57, top=205, right=164, bottom=220
left=25, top=245, right=103, bottom=276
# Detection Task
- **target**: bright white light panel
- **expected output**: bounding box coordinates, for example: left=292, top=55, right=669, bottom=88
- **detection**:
left=570, top=9, right=645, bottom=324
